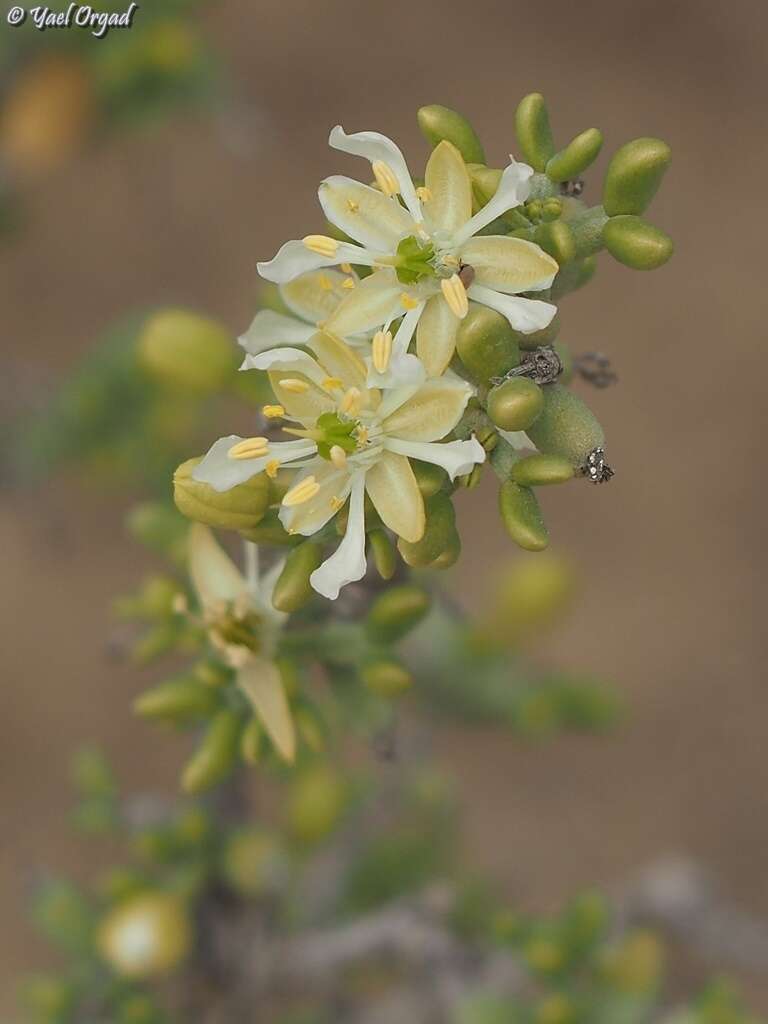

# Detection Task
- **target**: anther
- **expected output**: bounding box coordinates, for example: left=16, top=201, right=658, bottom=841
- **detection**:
left=303, top=235, right=339, bottom=258
left=283, top=476, right=321, bottom=507
left=262, top=404, right=285, bottom=418
left=227, top=437, right=269, bottom=460
left=400, top=293, right=419, bottom=311
left=322, top=376, right=344, bottom=391
left=340, top=262, right=353, bottom=274
left=340, top=387, right=361, bottom=416
left=372, top=160, right=400, bottom=197
left=440, top=274, right=469, bottom=319
left=265, top=459, right=280, bottom=479
left=416, top=186, right=433, bottom=202
left=342, top=277, right=355, bottom=289
left=280, top=378, right=310, bottom=394
left=329, top=445, right=348, bottom=469
left=372, top=330, right=393, bottom=374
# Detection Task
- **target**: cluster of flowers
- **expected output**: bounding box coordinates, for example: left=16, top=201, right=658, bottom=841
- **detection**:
left=192, top=124, right=560, bottom=601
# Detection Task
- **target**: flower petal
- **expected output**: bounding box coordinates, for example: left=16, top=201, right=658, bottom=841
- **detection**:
left=498, top=429, right=537, bottom=451
left=280, top=268, right=354, bottom=323
left=452, top=158, right=533, bottom=246
left=319, top=176, right=415, bottom=251
left=382, top=377, right=474, bottom=442
left=279, top=461, right=352, bottom=537
left=423, top=141, right=472, bottom=238
left=193, top=436, right=317, bottom=492
left=416, top=293, right=460, bottom=377
left=258, top=239, right=378, bottom=285
left=329, top=126, right=422, bottom=223
left=460, top=236, right=558, bottom=294
left=385, top=436, right=486, bottom=481
left=237, top=656, right=295, bottom=762
left=308, top=330, right=369, bottom=391
left=310, top=472, right=368, bottom=599
left=188, top=523, right=247, bottom=611
left=239, top=310, right=315, bottom=355
left=245, top=346, right=335, bottom=423
left=468, top=284, right=557, bottom=333
left=365, top=450, right=425, bottom=543
left=323, top=269, right=404, bottom=339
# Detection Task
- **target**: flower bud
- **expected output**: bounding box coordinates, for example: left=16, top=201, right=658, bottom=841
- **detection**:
left=368, top=528, right=397, bottom=580
left=286, top=767, right=346, bottom=845
left=181, top=709, right=242, bottom=794
left=367, top=585, right=432, bottom=642
left=534, top=220, right=576, bottom=265
left=97, top=892, right=192, bottom=979
left=398, top=492, right=456, bottom=567
left=602, top=137, right=671, bottom=216
left=550, top=257, right=597, bottom=301
left=602, top=215, right=674, bottom=270
left=488, top=554, right=574, bottom=642
left=511, top=454, right=574, bottom=487
left=221, top=827, right=286, bottom=897
left=499, top=482, right=549, bottom=551
left=410, top=458, right=448, bottom=497
left=174, top=458, right=269, bottom=532
left=1, top=56, right=94, bottom=177
left=545, top=128, right=603, bottom=182
left=417, top=104, right=485, bottom=164
left=517, top=310, right=561, bottom=352
left=524, top=384, right=604, bottom=468
left=429, top=528, right=461, bottom=569
left=362, top=660, right=414, bottom=697
left=133, top=677, right=218, bottom=724
left=514, top=93, right=555, bottom=172
left=456, top=304, right=520, bottom=385
left=137, top=310, right=235, bottom=393
left=487, top=378, right=544, bottom=432
left=271, top=541, right=323, bottom=613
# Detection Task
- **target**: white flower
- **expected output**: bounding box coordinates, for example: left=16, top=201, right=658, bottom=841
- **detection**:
left=188, top=523, right=295, bottom=761
left=257, top=127, right=559, bottom=380
left=192, top=332, right=485, bottom=600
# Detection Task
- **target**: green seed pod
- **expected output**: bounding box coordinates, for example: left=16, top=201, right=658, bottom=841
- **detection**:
left=240, top=508, right=302, bottom=547
left=487, top=378, right=544, bottom=432
left=602, top=215, right=674, bottom=270
left=362, top=660, right=414, bottom=697
left=367, top=584, right=432, bottom=642
left=410, top=458, right=448, bottom=497
left=133, top=677, right=218, bottom=723
left=397, top=492, right=455, bottom=567
left=511, top=454, right=574, bottom=486
left=469, top=164, right=501, bottom=206
left=181, top=709, right=242, bottom=795
left=499, top=481, right=549, bottom=551
left=174, top=458, right=269, bottom=533
left=271, top=541, right=323, bottom=613
left=514, top=93, right=555, bottom=172
left=429, top=528, right=461, bottom=569
left=549, top=257, right=597, bottom=301
left=525, top=384, right=604, bottom=467
left=417, top=104, right=485, bottom=164
left=456, top=304, right=520, bottom=384
left=517, top=310, right=561, bottom=351
left=240, top=716, right=262, bottom=764
left=541, top=197, right=563, bottom=222
left=368, top=528, right=397, bottom=580
left=545, top=128, right=603, bottom=182
left=534, top=220, right=576, bottom=264
left=602, top=137, right=671, bottom=216
left=137, top=310, right=235, bottom=393
left=286, top=766, right=345, bottom=845
left=569, top=205, right=609, bottom=258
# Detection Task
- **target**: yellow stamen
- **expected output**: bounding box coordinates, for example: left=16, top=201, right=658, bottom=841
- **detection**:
left=372, top=330, right=393, bottom=374
left=303, top=234, right=339, bottom=258
left=318, top=274, right=334, bottom=291
left=342, top=277, right=356, bottom=289
left=228, top=436, right=269, bottom=460
left=280, top=378, right=310, bottom=394
left=322, top=376, right=344, bottom=391
left=283, top=476, right=321, bottom=507
left=340, top=387, right=361, bottom=416
left=340, top=262, right=353, bottom=274
left=440, top=273, right=469, bottom=319
left=416, top=186, right=433, bottom=202
left=329, top=495, right=345, bottom=512
left=346, top=199, right=360, bottom=214
left=401, top=293, right=419, bottom=311
left=442, top=253, right=460, bottom=270
left=262, top=404, right=285, bottom=419
left=265, top=459, right=280, bottom=479
left=372, top=160, right=399, bottom=197
left=329, top=445, right=348, bottom=469
left=355, top=425, right=369, bottom=447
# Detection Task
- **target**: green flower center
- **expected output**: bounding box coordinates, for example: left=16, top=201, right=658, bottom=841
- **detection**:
left=395, top=235, right=436, bottom=285
left=316, top=412, right=359, bottom=460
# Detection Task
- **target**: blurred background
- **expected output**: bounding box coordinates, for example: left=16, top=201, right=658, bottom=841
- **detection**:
left=1, top=0, right=765, bottom=1013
